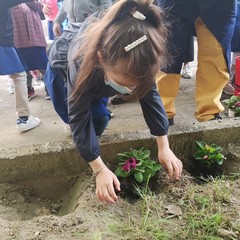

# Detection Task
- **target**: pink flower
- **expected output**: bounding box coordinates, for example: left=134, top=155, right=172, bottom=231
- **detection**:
left=203, top=155, right=208, bottom=160
left=122, top=157, right=138, bottom=173
left=235, top=102, right=240, bottom=108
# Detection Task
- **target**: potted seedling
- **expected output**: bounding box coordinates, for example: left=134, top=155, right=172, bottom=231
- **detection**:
left=222, top=95, right=240, bottom=117
left=115, top=147, right=161, bottom=199
left=192, top=141, right=226, bottom=177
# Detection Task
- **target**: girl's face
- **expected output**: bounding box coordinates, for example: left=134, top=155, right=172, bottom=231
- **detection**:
left=98, top=52, right=140, bottom=93
left=104, top=61, right=140, bottom=91
left=104, top=68, right=138, bottom=94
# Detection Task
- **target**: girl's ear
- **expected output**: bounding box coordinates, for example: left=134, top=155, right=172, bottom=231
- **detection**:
left=97, top=51, right=104, bottom=65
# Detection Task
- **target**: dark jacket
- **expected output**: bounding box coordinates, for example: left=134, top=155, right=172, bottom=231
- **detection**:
left=0, top=0, right=33, bottom=47
left=67, top=29, right=169, bottom=162
left=158, top=0, right=237, bottom=69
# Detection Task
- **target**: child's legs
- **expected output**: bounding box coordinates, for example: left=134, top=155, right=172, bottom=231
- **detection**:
left=92, top=115, right=110, bottom=136
left=27, top=71, right=32, bottom=88
left=156, top=15, right=190, bottom=119
left=91, top=98, right=110, bottom=136
left=48, top=21, right=55, bottom=40
left=195, top=17, right=229, bottom=121
left=156, top=72, right=181, bottom=119
left=9, top=72, right=30, bottom=117
left=44, top=64, right=68, bottom=123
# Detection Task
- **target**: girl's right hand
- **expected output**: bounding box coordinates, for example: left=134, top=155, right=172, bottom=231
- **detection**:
left=95, top=168, right=121, bottom=203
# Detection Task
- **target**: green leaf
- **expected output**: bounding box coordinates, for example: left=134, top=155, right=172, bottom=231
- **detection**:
left=142, top=149, right=151, bottom=157
left=215, top=153, right=225, bottom=160
left=208, top=144, right=223, bottom=153
left=117, top=153, right=132, bottom=157
left=152, top=164, right=161, bottom=171
left=134, top=172, right=143, bottom=183
left=193, top=150, right=207, bottom=159
left=216, top=159, right=224, bottom=165
left=146, top=163, right=153, bottom=170
left=115, top=167, right=130, bottom=178
left=136, top=161, right=142, bottom=166
left=135, top=167, right=145, bottom=173
left=196, top=141, right=207, bottom=150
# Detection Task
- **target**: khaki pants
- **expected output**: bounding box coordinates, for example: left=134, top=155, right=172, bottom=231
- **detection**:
left=9, top=71, right=30, bottom=118
left=156, top=18, right=229, bottom=122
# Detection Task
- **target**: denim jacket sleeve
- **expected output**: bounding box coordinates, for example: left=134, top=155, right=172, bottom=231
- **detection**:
left=139, top=84, right=169, bottom=136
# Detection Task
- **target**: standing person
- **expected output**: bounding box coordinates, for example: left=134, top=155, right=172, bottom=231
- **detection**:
left=0, top=0, right=40, bottom=132
left=53, top=0, right=112, bottom=37
left=44, top=2, right=113, bottom=123
left=226, top=0, right=240, bottom=95
left=41, top=0, right=65, bottom=40
left=157, top=0, right=236, bottom=124
left=67, top=0, right=182, bottom=203
left=11, top=1, right=49, bottom=100
left=181, top=36, right=194, bottom=79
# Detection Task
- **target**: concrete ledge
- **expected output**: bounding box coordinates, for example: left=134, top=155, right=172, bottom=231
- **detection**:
left=1, top=118, right=240, bottom=183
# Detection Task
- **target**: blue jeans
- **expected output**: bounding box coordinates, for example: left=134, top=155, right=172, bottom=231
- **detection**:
left=44, top=64, right=110, bottom=134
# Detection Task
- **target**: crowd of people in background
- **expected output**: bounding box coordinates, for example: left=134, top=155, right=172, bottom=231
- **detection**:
left=0, top=0, right=239, bottom=202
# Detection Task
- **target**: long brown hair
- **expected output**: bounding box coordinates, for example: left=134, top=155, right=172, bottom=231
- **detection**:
left=71, top=0, right=169, bottom=98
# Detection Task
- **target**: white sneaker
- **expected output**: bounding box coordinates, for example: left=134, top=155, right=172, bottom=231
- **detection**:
left=223, top=82, right=235, bottom=95
left=8, top=81, right=14, bottom=94
left=64, top=123, right=72, bottom=135
left=17, top=115, right=41, bottom=132
left=181, top=64, right=193, bottom=79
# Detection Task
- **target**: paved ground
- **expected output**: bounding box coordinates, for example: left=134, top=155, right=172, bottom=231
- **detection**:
left=0, top=39, right=237, bottom=153
left=0, top=70, right=197, bottom=150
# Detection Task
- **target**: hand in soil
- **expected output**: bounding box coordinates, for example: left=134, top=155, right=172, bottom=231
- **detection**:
left=95, top=168, right=121, bottom=203
left=158, top=147, right=183, bottom=180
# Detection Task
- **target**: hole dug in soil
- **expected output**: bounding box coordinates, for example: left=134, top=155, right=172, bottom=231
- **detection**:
left=1, top=143, right=240, bottom=221
left=0, top=143, right=240, bottom=239
left=0, top=175, right=80, bottom=221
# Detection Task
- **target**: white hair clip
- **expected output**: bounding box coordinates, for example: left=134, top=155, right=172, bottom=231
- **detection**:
left=132, top=11, right=146, bottom=20
left=124, top=35, right=147, bottom=52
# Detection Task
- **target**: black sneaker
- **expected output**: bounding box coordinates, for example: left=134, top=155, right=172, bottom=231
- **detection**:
left=168, top=117, right=174, bottom=126
left=210, top=114, right=222, bottom=120
left=111, top=94, right=130, bottom=105
left=28, top=87, right=36, bottom=101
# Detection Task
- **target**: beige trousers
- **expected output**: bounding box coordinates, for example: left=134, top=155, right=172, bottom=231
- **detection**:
left=9, top=71, right=30, bottom=118
left=156, top=18, right=229, bottom=122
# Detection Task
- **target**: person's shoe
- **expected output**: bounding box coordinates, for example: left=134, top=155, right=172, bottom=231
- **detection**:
left=108, top=109, right=114, bottom=118
left=45, top=88, right=51, bottom=100
left=16, top=115, right=41, bottom=132
left=168, top=117, right=174, bottom=126
left=181, top=64, right=193, bottom=79
left=111, top=94, right=130, bottom=105
left=8, top=83, right=14, bottom=94
left=64, top=123, right=72, bottom=135
left=223, top=82, right=235, bottom=96
left=28, top=87, right=36, bottom=101
left=210, top=114, right=222, bottom=121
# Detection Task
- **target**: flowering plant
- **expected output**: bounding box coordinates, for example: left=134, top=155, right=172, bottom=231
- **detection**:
left=115, top=148, right=161, bottom=183
left=222, top=95, right=240, bottom=116
left=193, top=141, right=226, bottom=166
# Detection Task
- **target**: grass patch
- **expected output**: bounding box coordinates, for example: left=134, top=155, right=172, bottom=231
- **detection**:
left=107, top=174, right=239, bottom=240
